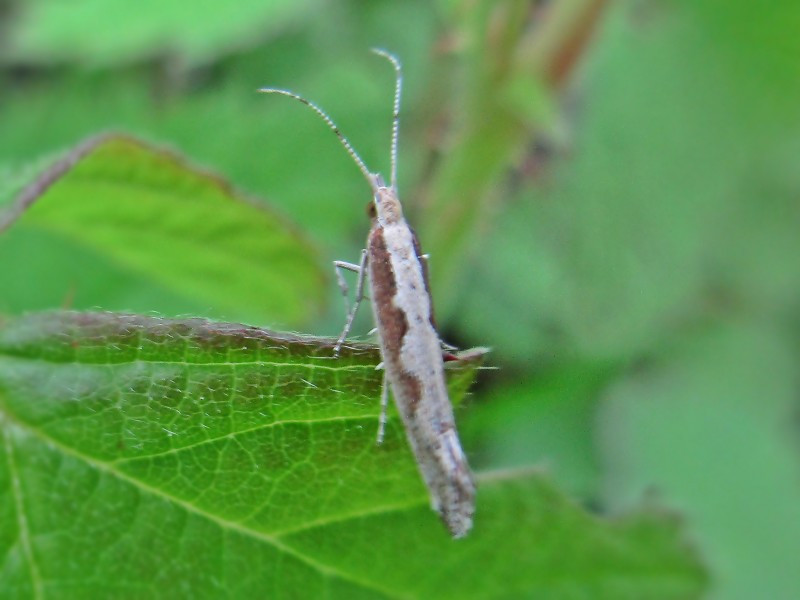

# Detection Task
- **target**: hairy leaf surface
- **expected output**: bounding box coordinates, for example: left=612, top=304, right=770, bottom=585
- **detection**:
left=0, top=312, right=706, bottom=598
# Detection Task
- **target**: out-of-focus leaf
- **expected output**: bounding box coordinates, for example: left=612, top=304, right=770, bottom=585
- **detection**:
left=4, top=0, right=317, bottom=67
left=0, top=135, right=326, bottom=326
left=452, top=189, right=568, bottom=363
left=419, top=1, right=551, bottom=319
left=686, top=0, right=800, bottom=131
left=419, top=0, right=611, bottom=321
left=597, top=321, right=800, bottom=600
left=0, top=9, right=438, bottom=256
left=457, top=0, right=800, bottom=363
left=0, top=311, right=706, bottom=598
left=462, top=360, right=621, bottom=499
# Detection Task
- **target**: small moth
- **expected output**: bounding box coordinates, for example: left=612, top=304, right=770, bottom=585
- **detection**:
left=260, top=49, right=475, bottom=538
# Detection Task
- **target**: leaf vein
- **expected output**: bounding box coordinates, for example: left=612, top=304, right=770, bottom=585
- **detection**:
left=0, top=412, right=404, bottom=599
left=2, top=422, right=44, bottom=600
left=111, top=414, right=381, bottom=465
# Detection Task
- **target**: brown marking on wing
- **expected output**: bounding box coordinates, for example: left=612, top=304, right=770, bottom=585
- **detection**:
left=368, top=225, right=423, bottom=413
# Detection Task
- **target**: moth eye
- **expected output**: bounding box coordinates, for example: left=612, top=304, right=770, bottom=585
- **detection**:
left=366, top=201, right=377, bottom=218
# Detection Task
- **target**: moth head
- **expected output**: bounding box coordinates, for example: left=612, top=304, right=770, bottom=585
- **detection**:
left=370, top=174, right=403, bottom=225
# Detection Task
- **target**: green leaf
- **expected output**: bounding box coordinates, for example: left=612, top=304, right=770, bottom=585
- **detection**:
left=4, top=0, right=318, bottom=67
left=457, top=0, right=800, bottom=363
left=419, top=1, right=550, bottom=320
left=0, top=134, right=326, bottom=326
left=462, top=360, right=622, bottom=499
left=0, top=311, right=706, bottom=598
left=0, top=21, right=441, bottom=271
left=597, top=321, right=800, bottom=600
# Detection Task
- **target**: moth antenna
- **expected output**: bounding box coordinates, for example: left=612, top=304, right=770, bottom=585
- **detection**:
left=371, top=48, right=402, bottom=190
left=258, top=87, right=375, bottom=189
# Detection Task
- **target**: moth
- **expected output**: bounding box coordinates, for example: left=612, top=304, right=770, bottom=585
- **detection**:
left=260, top=49, right=475, bottom=538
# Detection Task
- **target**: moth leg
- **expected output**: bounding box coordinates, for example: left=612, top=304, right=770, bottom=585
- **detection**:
left=333, top=262, right=356, bottom=315
left=333, top=249, right=368, bottom=355
left=376, top=369, right=389, bottom=445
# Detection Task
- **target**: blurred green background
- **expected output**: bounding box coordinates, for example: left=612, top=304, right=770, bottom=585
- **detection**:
left=1, top=0, right=799, bottom=598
